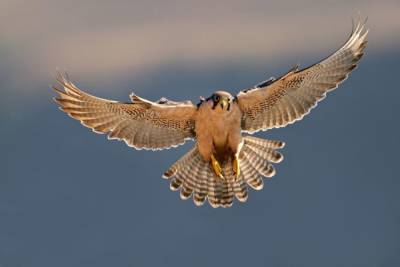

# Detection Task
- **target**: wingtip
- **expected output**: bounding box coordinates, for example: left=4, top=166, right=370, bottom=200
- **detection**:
left=52, top=85, right=64, bottom=94
left=54, top=69, right=73, bottom=88
left=52, top=96, right=60, bottom=104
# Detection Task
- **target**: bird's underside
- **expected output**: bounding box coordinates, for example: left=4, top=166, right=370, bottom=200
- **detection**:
left=53, top=20, right=368, bottom=208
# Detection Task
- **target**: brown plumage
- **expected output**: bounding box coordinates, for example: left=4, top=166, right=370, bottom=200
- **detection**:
left=54, top=20, right=368, bottom=208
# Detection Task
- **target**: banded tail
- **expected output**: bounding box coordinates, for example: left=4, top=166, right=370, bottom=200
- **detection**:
left=163, top=136, right=285, bottom=208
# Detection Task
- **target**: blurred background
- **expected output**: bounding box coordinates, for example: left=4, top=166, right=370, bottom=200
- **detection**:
left=1, top=0, right=399, bottom=266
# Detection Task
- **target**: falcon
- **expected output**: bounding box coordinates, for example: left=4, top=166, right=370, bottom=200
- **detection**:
left=54, top=20, right=368, bottom=208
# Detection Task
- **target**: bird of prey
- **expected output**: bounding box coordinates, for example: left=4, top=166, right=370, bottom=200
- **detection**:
left=54, top=20, right=368, bottom=208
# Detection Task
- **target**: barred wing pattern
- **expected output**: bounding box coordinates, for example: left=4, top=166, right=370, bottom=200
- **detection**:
left=237, top=20, right=368, bottom=133
left=53, top=74, right=197, bottom=150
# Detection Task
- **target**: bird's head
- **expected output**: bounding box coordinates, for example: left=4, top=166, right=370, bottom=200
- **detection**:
left=201, top=91, right=234, bottom=112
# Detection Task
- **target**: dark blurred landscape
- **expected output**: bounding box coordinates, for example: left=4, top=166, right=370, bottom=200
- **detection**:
left=1, top=1, right=400, bottom=266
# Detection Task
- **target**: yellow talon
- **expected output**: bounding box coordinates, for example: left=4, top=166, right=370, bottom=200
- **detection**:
left=211, top=154, right=224, bottom=179
left=233, top=154, right=240, bottom=179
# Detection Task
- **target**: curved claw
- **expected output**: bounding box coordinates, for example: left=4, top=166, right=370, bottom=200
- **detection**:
left=233, top=155, right=240, bottom=180
left=211, top=154, right=224, bottom=179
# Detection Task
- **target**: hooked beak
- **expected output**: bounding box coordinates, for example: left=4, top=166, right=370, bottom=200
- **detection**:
left=219, top=98, right=229, bottom=110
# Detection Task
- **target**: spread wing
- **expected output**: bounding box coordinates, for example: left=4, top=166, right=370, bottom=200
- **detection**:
left=53, top=73, right=197, bottom=150
left=237, top=20, right=368, bottom=133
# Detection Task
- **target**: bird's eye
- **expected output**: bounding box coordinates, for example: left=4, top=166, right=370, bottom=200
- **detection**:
left=213, top=94, right=220, bottom=102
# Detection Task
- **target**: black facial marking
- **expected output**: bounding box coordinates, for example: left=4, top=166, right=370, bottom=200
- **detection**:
left=213, top=94, right=220, bottom=102
left=196, top=99, right=203, bottom=109
left=210, top=93, right=219, bottom=110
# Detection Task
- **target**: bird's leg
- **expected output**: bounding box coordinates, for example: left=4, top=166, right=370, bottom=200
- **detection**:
left=233, top=153, right=240, bottom=179
left=210, top=154, right=224, bottom=179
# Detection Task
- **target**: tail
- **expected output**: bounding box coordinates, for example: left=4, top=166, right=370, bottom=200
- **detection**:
left=163, top=136, right=285, bottom=208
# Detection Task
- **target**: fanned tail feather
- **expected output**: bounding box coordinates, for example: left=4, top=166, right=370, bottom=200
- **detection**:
left=163, top=136, right=285, bottom=208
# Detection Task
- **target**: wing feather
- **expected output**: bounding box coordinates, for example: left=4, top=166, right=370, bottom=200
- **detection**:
left=53, top=73, right=197, bottom=150
left=237, top=20, right=368, bottom=133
